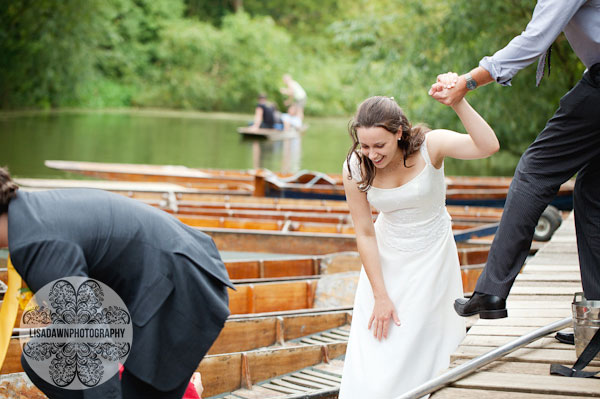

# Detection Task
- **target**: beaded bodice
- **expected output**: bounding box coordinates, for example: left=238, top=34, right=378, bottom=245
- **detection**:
left=346, top=135, right=451, bottom=252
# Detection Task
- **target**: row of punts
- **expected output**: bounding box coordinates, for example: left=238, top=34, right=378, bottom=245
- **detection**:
left=1, top=160, right=554, bottom=397
left=43, top=160, right=574, bottom=209
left=1, top=244, right=492, bottom=397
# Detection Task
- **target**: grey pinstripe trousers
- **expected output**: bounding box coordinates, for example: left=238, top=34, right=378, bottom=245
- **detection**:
left=476, top=63, right=600, bottom=300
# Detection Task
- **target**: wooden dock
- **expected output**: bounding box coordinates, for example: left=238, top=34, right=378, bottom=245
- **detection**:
left=432, top=212, right=600, bottom=398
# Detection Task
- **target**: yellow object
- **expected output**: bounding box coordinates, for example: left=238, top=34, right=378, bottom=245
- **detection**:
left=0, top=257, right=22, bottom=369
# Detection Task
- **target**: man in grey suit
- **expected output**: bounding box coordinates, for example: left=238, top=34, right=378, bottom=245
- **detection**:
left=0, top=167, right=233, bottom=398
left=430, top=0, right=600, bottom=318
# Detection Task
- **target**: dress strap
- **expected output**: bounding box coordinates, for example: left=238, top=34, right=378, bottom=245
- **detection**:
left=420, top=134, right=432, bottom=166
left=345, top=152, right=363, bottom=182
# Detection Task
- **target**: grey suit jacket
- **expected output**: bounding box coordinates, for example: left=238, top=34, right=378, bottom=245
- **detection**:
left=8, top=189, right=233, bottom=390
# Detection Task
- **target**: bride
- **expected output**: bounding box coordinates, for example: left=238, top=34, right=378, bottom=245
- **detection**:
left=339, top=73, right=499, bottom=398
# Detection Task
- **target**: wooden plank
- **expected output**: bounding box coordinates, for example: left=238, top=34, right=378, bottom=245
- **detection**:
left=432, top=387, right=595, bottom=399
left=291, top=371, right=339, bottom=386
left=451, top=371, right=600, bottom=397
left=504, top=295, right=573, bottom=302
left=521, top=265, right=580, bottom=273
left=197, top=353, right=242, bottom=397
left=262, top=382, right=304, bottom=394
left=504, top=308, right=571, bottom=318
left=301, top=338, right=328, bottom=345
left=246, top=343, right=347, bottom=388
left=460, top=335, right=571, bottom=350
left=449, top=359, right=600, bottom=375
left=307, top=335, right=340, bottom=344
left=281, top=375, right=333, bottom=389
left=475, top=317, right=566, bottom=327
left=320, top=332, right=348, bottom=341
left=451, top=345, right=600, bottom=366
left=282, top=312, right=349, bottom=341
left=0, top=339, right=23, bottom=374
left=467, top=325, right=564, bottom=336
left=208, top=317, right=277, bottom=355
left=270, top=378, right=313, bottom=392
left=312, top=360, right=344, bottom=376
left=232, top=385, right=284, bottom=398
left=299, top=369, right=343, bottom=383
left=515, top=273, right=581, bottom=282
left=510, top=285, right=583, bottom=295
left=525, top=257, right=580, bottom=266
left=512, top=281, right=581, bottom=287
left=504, top=300, right=571, bottom=309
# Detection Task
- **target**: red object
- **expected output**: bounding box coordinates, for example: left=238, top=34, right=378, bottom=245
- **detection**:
left=118, top=364, right=200, bottom=398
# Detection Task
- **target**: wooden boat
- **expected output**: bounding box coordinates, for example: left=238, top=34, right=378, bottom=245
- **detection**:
left=173, top=212, right=498, bottom=240
left=237, top=126, right=302, bottom=140
left=42, top=160, right=575, bottom=209
left=43, top=160, right=256, bottom=193
left=258, top=172, right=574, bottom=210
left=0, top=243, right=490, bottom=397
left=2, top=329, right=346, bottom=399
left=198, top=224, right=499, bottom=255
left=16, top=178, right=507, bottom=225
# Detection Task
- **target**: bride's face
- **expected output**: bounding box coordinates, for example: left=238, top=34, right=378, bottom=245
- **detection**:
left=357, top=126, right=401, bottom=169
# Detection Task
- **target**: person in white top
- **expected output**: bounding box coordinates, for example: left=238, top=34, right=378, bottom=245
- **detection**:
left=280, top=74, right=307, bottom=121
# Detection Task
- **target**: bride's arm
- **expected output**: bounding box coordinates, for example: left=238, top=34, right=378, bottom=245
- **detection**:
left=342, top=166, right=400, bottom=340
left=428, top=78, right=499, bottom=166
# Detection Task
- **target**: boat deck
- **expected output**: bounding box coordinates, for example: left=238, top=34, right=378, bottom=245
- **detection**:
left=432, top=212, right=600, bottom=398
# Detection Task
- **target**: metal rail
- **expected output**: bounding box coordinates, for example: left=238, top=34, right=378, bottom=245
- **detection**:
left=396, top=316, right=573, bottom=399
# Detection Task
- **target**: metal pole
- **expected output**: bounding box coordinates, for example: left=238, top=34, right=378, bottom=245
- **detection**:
left=396, top=316, right=572, bottom=399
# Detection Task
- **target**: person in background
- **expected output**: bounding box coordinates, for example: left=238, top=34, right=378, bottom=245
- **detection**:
left=430, top=0, right=600, bottom=318
left=339, top=80, right=499, bottom=397
left=0, top=167, right=233, bottom=399
left=250, top=93, right=283, bottom=131
left=280, top=74, right=307, bottom=122
left=280, top=104, right=303, bottom=131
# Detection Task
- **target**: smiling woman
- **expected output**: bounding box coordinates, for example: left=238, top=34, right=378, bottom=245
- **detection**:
left=339, top=86, right=499, bottom=398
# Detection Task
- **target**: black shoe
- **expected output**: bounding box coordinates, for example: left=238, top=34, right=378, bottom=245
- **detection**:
left=454, top=292, right=507, bottom=319
left=555, top=331, right=575, bottom=345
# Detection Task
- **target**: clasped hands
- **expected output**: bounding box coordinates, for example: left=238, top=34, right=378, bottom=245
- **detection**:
left=429, top=72, right=467, bottom=106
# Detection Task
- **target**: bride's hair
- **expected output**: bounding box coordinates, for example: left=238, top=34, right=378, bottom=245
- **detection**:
left=0, top=167, right=18, bottom=214
left=346, top=96, right=429, bottom=191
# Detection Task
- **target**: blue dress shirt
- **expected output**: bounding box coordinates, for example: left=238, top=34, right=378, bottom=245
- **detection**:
left=480, top=0, right=600, bottom=85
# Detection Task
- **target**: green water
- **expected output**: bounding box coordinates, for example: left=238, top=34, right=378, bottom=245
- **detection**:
left=0, top=109, right=519, bottom=178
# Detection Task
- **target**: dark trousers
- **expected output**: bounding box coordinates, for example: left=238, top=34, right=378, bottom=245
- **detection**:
left=22, top=355, right=191, bottom=399
left=475, top=63, right=600, bottom=300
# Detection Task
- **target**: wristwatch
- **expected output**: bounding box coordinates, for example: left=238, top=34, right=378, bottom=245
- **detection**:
left=465, top=73, right=478, bottom=90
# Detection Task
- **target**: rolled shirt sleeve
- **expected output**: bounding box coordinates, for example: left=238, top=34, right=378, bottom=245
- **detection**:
left=479, top=0, right=587, bottom=86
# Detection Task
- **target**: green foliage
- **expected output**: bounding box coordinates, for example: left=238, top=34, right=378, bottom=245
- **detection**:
left=0, top=0, right=110, bottom=107
left=135, top=12, right=295, bottom=111
left=328, top=0, right=584, bottom=154
left=0, top=0, right=587, bottom=154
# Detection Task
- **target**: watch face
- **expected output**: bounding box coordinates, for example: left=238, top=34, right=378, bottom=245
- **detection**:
left=466, top=77, right=477, bottom=90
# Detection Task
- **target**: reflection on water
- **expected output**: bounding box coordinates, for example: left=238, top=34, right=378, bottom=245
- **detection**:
left=251, top=134, right=302, bottom=174
left=0, top=110, right=519, bottom=178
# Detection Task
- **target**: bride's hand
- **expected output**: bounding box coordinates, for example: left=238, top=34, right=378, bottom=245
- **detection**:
left=368, top=295, right=401, bottom=341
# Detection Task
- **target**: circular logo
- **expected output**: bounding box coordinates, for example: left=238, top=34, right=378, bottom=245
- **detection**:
left=19, top=277, right=132, bottom=390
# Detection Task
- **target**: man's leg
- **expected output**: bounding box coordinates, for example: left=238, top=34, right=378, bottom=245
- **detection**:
left=456, top=67, right=600, bottom=317
left=574, top=153, right=600, bottom=300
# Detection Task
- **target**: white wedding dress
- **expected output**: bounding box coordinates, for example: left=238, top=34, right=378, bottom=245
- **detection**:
left=339, top=135, right=466, bottom=399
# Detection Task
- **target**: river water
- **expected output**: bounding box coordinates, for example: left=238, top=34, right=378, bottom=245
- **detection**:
left=0, top=109, right=519, bottom=178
